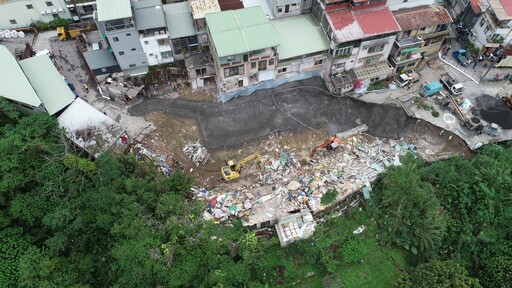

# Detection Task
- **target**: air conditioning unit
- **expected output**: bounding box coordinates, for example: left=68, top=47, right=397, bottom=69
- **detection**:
left=46, top=10, right=52, bottom=14
left=57, top=8, right=64, bottom=13
left=154, top=31, right=160, bottom=36
left=41, top=10, right=47, bottom=15
left=51, top=9, right=58, bottom=14
left=160, top=30, right=165, bottom=35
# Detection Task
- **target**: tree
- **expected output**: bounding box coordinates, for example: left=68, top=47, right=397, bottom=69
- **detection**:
left=395, top=260, right=481, bottom=288
left=372, top=154, right=446, bottom=259
left=479, top=256, right=512, bottom=288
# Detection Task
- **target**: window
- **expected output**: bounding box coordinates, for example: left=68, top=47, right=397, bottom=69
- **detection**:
left=403, top=0, right=408, bottom=2
left=196, top=68, right=207, bottom=76
left=314, top=59, right=323, bottom=66
left=126, top=33, right=131, bottom=36
left=367, top=44, right=385, bottom=53
left=131, top=48, right=136, bottom=51
left=251, top=62, right=257, bottom=69
left=224, top=65, right=244, bottom=77
left=144, top=41, right=149, bottom=45
left=480, top=18, right=486, bottom=27
left=26, top=4, right=33, bottom=9
left=419, top=27, right=426, bottom=31
left=277, top=7, right=283, bottom=12
left=227, top=56, right=234, bottom=62
left=334, top=62, right=345, bottom=69
left=141, top=61, right=147, bottom=64
left=113, top=37, right=119, bottom=42
left=258, top=60, right=267, bottom=71
left=129, top=64, right=136, bottom=68
left=278, top=67, right=287, bottom=73
left=101, top=68, right=107, bottom=72
left=157, top=39, right=170, bottom=46
left=9, top=19, right=17, bottom=24
left=46, top=1, right=53, bottom=6
left=119, top=51, right=125, bottom=56
left=269, top=59, right=274, bottom=66
left=363, top=57, right=379, bottom=65
left=484, top=25, right=490, bottom=34
left=149, top=53, right=154, bottom=56
left=333, top=46, right=352, bottom=57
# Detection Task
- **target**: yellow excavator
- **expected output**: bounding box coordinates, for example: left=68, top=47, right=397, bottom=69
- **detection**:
left=221, top=153, right=260, bottom=181
left=502, top=95, right=512, bottom=108
left=57, top=22, right=93, bottom=41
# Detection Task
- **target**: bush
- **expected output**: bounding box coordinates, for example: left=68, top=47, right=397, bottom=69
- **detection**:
left=431, top=110, right=440, bottom=117
left=321, top=189, right=338, bottom=205
left=368, top=81, right=387, bottom=91
left=48, top=18, right=73, bottom=29
left=33, top=21, right=49, bottom=30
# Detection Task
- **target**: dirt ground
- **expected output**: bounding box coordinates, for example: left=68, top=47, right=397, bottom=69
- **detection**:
left=139, top=111, right=472, bottom=188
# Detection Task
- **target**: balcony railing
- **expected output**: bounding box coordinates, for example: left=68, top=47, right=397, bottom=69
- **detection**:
left=487, top=35, right=505, bottom=44
left=391, top=53, right=421, bottom=66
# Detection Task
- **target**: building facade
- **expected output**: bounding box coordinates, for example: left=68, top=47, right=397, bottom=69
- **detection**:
left=389, top=5, right=452, bottom=73
left=205, top=7, right=279, bottom=92
left=0, top=0, right=71, bottom=30
left=386, top=0, right=434, bottom=11
left=94, top=0, right=149, bottom=75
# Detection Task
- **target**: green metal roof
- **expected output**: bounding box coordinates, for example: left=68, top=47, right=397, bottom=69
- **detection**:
left=0, top=45, right=42, bottom=108
left=133, top=0, right=166, bottom=30
left=97, top=0, right=132, bottom=22
left=163, top=2, right=197, bottom=39
left=205, top=7, right=279, bottom=57
left=270, top=15, right=330, bottom=60
left=19, top=56, right=75, bottom=115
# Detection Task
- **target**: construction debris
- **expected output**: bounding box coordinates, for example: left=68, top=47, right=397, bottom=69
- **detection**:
left=183, top=140, right=210, bottom=166
left=193, top=132, right=418, bottom=228
left=133, top=143, right=174, bottom=176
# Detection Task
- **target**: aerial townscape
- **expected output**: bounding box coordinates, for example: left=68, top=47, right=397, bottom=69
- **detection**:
left=1, top=0, right=512, bottom=286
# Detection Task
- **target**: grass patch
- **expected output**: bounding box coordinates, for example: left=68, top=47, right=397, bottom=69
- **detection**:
left=367, top=81, right=387, bottom=91
left=321, top=189, right=338, bottom=205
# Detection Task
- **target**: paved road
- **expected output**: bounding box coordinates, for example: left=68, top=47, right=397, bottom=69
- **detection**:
left=129, top=77, right=415, bottom=149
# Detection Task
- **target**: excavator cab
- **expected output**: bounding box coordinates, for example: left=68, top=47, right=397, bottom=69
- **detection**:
left=311, top=136, right=341, bottom=157
left=221, top=153, right=260, bottom=181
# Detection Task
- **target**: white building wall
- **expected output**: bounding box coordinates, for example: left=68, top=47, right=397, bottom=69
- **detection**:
left=140, top=33, right=173, bottom=66
left=0, top=0, right=72, bottom=29
left=353, top=35, right=396, bottom=68
left=386, top=0, right=434, bottom=11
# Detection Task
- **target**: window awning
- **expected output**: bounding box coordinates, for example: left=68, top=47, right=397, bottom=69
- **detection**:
left=400, top=47, right=419, bottom=54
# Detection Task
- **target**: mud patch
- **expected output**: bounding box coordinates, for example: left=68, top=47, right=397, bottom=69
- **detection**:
left=472, top=94, right=512, bottom=129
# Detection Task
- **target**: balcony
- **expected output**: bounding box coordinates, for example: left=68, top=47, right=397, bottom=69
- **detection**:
left=420, top=28, right=451, bottom=39
left=397, top=36, right=424, bottom=48
left=390, top=51, right=421, bottom=66
left=104, top=18, right=134, bottom=31
left=487, top=34, right=505, bottom=44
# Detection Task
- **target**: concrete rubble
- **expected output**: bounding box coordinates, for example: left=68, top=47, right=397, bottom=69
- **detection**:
left=133, top=143, right=173, bottom=176
left=193, top=132, right=418, bottom=228
left=183, top=140, right=210, bottom=166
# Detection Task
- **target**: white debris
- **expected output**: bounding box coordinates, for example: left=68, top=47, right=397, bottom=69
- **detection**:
left=183, top=140, right=210, bottom=166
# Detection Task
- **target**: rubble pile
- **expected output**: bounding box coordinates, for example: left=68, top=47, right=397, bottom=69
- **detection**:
left=183, top=140, right=210, bottom=166
left=194, top=134, right=418, bottom=226
left=133, top=143, right=173, bottom=176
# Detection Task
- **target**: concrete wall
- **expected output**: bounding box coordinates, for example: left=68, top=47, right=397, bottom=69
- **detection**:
left=0, top=0, right=71, bottom=29
left=140, top=33, right=174, bottom=66
left=106, top=28, right=148, bottom=70
left=387, top=0, right=434, bottom=11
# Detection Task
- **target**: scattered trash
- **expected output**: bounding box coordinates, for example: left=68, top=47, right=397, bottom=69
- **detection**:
left=133, top=143, right=174, bottom=176
left=353, top=225, right=366, bottom=234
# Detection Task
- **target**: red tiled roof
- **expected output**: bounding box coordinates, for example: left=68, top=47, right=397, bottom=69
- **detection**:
left=327, top=10, right=365, bottom=42
left=392, top=5, right=452, bottom=30
left=217, top=0, right=244, bottom=11
left=500, top=0, right=512, bottom=16
left=353, top=6, right=400, bottom=37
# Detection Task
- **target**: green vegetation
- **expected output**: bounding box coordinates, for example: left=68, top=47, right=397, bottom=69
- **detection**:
left=431, top=109, right=440, bottom=117
left=1, top=101, right=512, bottom=287
left=34, top=18, right=73, bottom=30
left=321, top=188, right=337, bottom=205
left=368, top=80, right=387, bottom=91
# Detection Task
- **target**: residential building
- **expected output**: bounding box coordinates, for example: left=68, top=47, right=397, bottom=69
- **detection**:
left=463, top=0, right=512, bottom=53
left=83, top=49, right=122, bottom=80
left=133, top=0, right=174, bottom=66
left=390, top=5, right=452, bottom=73
left=386, top=0, right=434, bottom=11
left=0, top=0, right=71, bottom=30
left=445, top=0, right=470, bottom=19
left=266, top=0, right=303, bottom=18
left=270, top=14, right=330, bottom=78
left=190, top=0, right=221, bottom=33
left=316, top=0, right=401, bottom=94
left=205, top=7, right=279, bottom=92
left=94, top=0, right=149, bottom=75
left=163, top=2, right=201, bottom=60
left=66, top=0, right=97, bottom=20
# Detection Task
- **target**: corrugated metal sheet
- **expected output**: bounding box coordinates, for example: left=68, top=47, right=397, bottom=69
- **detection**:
left=271, top=14, right=329, bottom=60
left=327, top=10, right=364, bottom=43
left=190, top=0, right=221, bottom=19
left=392, top=5, right=452, bottom=31
left=489, top=0, right=512, bottom=20
left=496, top=55, right=512, bottom=67
left=133, top=0, right=166, bottom=30
left=354, top=6, right=400, bottom=36
left=96, top=0, right=132, bottom=22
left=19, top=55, right=75, bottom=115
left=218, top=0, right=244, bottom=11
left=0, top=45, right=42, bottom=108
left=205, top=7, right=279, bottom=57
left=163, top=2, right=197, bottom=39
left=83, top=49, right=119, bottom=70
